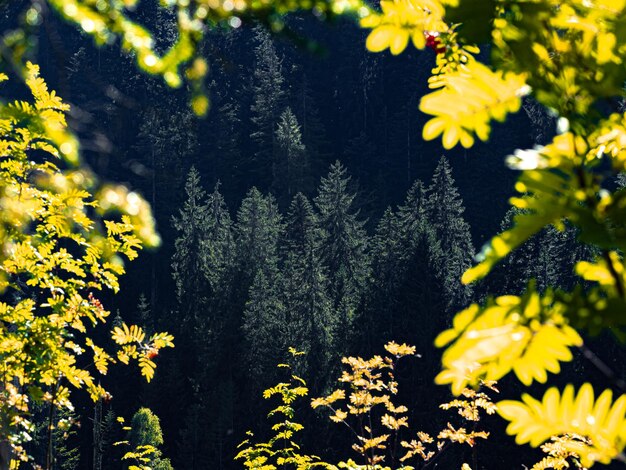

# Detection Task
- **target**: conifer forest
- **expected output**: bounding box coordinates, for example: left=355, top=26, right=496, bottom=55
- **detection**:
left=3, top=1, right=626, bottom=469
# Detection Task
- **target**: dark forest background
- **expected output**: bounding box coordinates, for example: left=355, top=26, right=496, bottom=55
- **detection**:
left=5, top=1, right=626, bottom=468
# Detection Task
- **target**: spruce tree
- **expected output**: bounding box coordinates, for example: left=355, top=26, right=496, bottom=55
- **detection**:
left=250, top=27, right=286, bottom=189
left=488, top=207, right=596, bottom=296
left=426, top=156, right=474, bottom=312
left=314, top=161, right=370, bottom=347
left=171, top=167, right=210, bottom=329
left=397, top=180, right=427, bottom=243
left=241, top=269, right=286, bottom=387
left=228, top=189, right=284, bottom=408
left=234, top=188, right=283, bottom=285
left=282, top=193, right=335, bottom=387
left=203, top=182, right=235, bottom=300
left=100, top=410, right=117, bottom=470
left=137, top=95, right=198, bottom=313
left=363, top=207, right=403, bottom=348
left=395, top=182, right=446, bottom=346
left=274, top=107, right=308, bottom=203
left=172, top=180, right=234, bottom=469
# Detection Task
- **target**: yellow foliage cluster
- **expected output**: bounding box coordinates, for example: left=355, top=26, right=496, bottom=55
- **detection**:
left=0, top=65, right=172, bottom=465
left=531, top=435, right=590, bottom=470
left=311, top=343, right=496, bottom=469
left=356, top=0, right=626, bottom=467
left=239, top=347, right=498, bottom=469
left=359, top=0, right=446, bottom=55
left=420, top=62, right=528, bottom=149
left=435, top=289, right=582, bottom=394
left=499, top=384, right=626, bottom=468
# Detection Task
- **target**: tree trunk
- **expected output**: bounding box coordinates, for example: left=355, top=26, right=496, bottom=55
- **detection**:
left=93, top=398, right=102, bottom=470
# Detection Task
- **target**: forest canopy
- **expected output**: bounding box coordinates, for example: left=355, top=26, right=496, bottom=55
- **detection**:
left=2, top=0, right=626, bottom=469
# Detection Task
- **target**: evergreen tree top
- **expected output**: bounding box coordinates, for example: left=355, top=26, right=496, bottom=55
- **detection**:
left=315, top=161, right=359, bottom=218
left=235, top=188, right=284, bottom=272
left=276, top=107, right=306, bottom=154
left=173, top=166, right=208, bottom=230
left=427, top=156, right=466, bottom=220
left=285, top=193, right=324, bottom=254
left=398, top=179, right=427, bottom=236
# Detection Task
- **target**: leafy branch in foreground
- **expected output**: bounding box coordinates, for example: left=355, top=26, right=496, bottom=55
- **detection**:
left=360, top=1, right=626, bottom=468
left=3, top=0, right=372, bottom=115
left=499, top=384, right=626, bottom=468
left=0, top=64, right=172, bottom=468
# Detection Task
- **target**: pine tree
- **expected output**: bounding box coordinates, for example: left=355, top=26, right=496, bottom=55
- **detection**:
left=101, top=409, right=118, bottom=470
left=223, top=189, right=284, bottom=412
left=362, top=207, right=402, bottom=350
left=250, top=27, right=286, bottom=189
left=171, top=167, right=210, bottom=329
left=236, top=188, right=284, bottom=372
left=282, top=193, right=335, bottom=387
left=137, top=95, right=198, bottom=313
left=203, top=182, right=235, bottom=299
left=234, top=188, right=283, bottom=285
left=274, top=107, right=307, bottom=203
left=396, top=216, right=446, bottom=350
left=426, top=156, right=474, bottom=312
left=397, top=180, right=428, bottom=243
left=488, top=207, right=596, bottom=296
left=359, top=184, right=447, bottom=409
left=314, top=162, right=370, bottom=347
left=241, top=269, right=286, bottom=387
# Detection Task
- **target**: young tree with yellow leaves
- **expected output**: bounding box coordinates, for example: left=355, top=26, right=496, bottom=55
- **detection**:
left=0, top=64, right=173, bottom=469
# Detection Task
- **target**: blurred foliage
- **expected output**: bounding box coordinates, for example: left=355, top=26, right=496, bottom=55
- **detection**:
left=358, top=0, right=626, bottom=467
left=1, top=0, right=372, bottom=115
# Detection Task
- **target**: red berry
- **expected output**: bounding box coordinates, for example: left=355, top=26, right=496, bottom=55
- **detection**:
left=425, top=32, right=445, bottom=54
